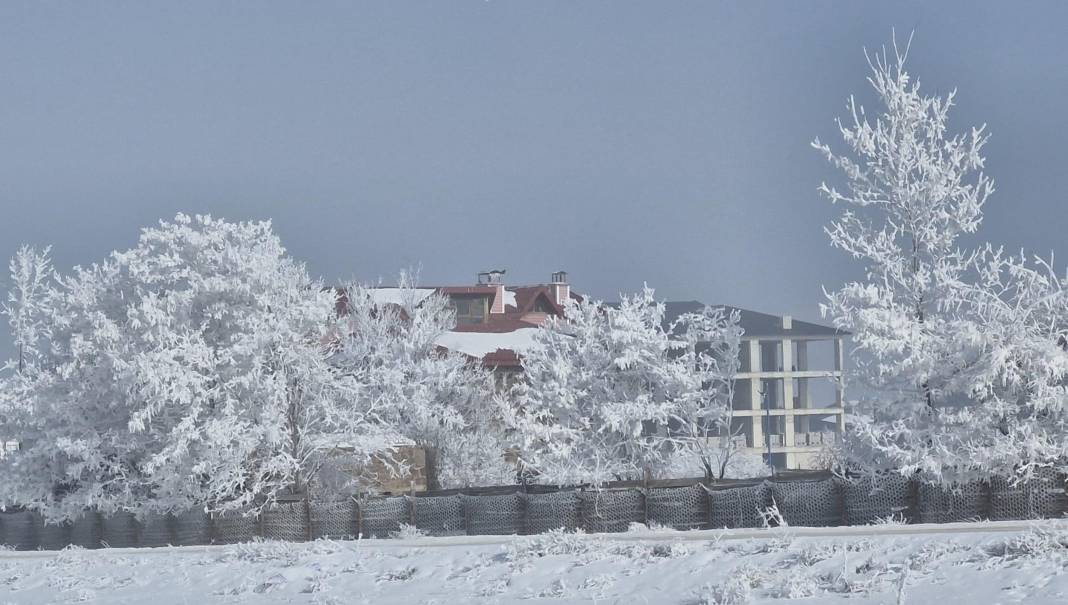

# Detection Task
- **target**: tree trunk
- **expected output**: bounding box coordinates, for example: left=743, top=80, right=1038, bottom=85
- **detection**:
left=424, top=446, right=441, bottom=492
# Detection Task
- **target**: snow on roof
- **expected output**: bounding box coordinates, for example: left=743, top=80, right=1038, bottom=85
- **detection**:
left=368, top=288, right=438, bottom=308
left=434, top=327, right=541, bottom=359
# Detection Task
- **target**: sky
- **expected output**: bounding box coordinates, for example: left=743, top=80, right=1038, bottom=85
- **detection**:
left=2, top=1, right=1067, bottom=359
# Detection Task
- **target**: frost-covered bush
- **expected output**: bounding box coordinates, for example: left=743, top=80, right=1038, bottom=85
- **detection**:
left=774, top=569, right=818, bottom=599
left=0, top=215, right=404, bottom=519
left=504, top=287, right=743, bottom=485
left=434, top=430, right=517, bottom=489
left=508, top=528, right=596, bottom=561
left=0, top=217, right=513, bottom=518
left=2, top=245, right=51, bottom=375
left=389, top=523, right=428, bottom=540
left=335, top=275, right=508, bottom=491
left=695, top=571, right=759, bottom=605
left=984, top=528, right=1068, bottom=563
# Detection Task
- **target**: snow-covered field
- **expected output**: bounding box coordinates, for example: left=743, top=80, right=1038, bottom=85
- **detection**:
left=3, top=521, right=1068, bottom=604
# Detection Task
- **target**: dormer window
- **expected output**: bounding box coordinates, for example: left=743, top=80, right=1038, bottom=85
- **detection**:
left=452, top=295, right=488, bottom=325
left=532, top=296, right=555, bottom=314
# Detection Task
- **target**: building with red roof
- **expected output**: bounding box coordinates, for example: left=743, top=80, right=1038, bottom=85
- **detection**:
left=367, top=270, right=579, bottom=372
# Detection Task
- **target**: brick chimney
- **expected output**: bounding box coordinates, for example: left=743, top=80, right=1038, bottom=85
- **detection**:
left=551, top=270, right=569, bottom=307
left=478, top=269, right=506, bottom=314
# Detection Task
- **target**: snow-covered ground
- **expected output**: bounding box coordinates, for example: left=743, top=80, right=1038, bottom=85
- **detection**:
left=3, top=520, right=1068, bottom=604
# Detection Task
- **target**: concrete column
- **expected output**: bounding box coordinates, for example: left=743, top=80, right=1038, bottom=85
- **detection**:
left=748, top=340, right=763, bottom=450
left=835, top=337, right=846, bottom=433
left=797, top=376, right=810, bottom=409
left=782, top=338, right=795, bottom=450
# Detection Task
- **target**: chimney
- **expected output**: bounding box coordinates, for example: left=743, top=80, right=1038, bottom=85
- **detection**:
left=782, top=315, right=792, bottom=330
left=479, top=269, right=506, bottom=314
left=551, top=270, right=570, bottom=307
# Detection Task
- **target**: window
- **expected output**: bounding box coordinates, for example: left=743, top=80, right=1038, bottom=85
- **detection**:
left=759, top=340, right=783, bottom=372
left=731, top=379, right=752, bottom=410
left=532, top=296, right=555, bottom=314
left=793, top=339, right=837, bottom=372
left=793, top=376, right=840, bottom=409
left=760, top=378, right=785, bottom=409
left=452, top=296, right=487, bottom=325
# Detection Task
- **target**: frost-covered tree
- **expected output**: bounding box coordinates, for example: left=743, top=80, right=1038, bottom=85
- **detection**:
left=809, top=35, right=1068, bottom=483
left=934, top=250, right=1068, bottom=479
left=334, top=274, right=513, bottom=490
left=2, top=245, right=53, bottom=374
left=667, top=305, right=752, bottom=481
left=0, top=214, right=402, bottom=519
left=505, top=287, right=739, bottom=485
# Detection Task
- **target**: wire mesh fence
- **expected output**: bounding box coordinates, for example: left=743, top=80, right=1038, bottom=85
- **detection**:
left=357, top=496, right=408, bottom=538
left=4, top=471, right=1066, bottom=550
left=36, top=518, right=71, bottom=551
left=838, top=473, right=912, bottom=525
left=173, top=509, right=210, bottom=546
left=100, top=511, right=139, bottom=548
left=69, top=513, right=100, bottom=549
left=646, top=485, right=708, bottom=530
left=464, top=493, right=525, bottom=536
left=310, top=498, right=358, bottom=540
left=580, top=488, right=644, bottom=533
left=525, top=490, right=582, bottom=534
left=211, top=510, right=258, bottom=545
left=708, top=482, right=769, bottom=529
left=917, top=481, right=988, bottom=524
left=768, top=479, right=842, bottom=527
left=989, top=468, right=1067, bottom=521
left=262, top=501, right=309, bottom=542
left=137, top=512, right=172, bottom=548
left=0, top=510, right=35, bottom=550
left=413, top=495, right=466, bottom=537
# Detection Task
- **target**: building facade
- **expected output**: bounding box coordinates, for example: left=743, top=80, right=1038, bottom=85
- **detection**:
left=665, top=301, right=847, bottom=470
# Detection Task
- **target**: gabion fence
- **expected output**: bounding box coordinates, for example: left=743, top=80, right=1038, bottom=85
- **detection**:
left=2, top=472, right=1066, bottom=550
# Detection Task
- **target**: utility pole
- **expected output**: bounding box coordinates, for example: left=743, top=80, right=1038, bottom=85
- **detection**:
left=759, top=385, right=774, bottom=475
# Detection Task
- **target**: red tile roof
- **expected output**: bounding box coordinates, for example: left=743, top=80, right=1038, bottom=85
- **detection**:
left=343, top=280, right=582, bottom=370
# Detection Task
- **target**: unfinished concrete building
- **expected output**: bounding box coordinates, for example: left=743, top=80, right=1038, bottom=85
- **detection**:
left=664, top=301, right=847, bottom=470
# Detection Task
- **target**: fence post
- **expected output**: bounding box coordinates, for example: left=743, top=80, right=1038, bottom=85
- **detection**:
left=166, top=512, right=178, bottom=546
left=906, top=474, right=920, bottom=524
left=642, top=467, right=651, bottom=525
left=520, top=482, right=530, bottom=536
left=408, top=482, right=417, bottom=527
left=981, top=478, right=993, bottom=520
left=703, top=478, right=714, bottom=529
left=303, top=497, right=312, bottom=542
left=462, top=490, right=471, bottom=535
left=89, top=510, right=102, bottom=548
left=355, top=496, right=363, bottom=539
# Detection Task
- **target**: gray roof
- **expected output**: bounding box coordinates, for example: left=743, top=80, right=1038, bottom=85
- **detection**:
left=662, top=300, right=846, bottom=340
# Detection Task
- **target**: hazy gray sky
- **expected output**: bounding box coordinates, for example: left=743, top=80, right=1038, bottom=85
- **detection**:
left=2, top=2, right=1067, bottom=357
